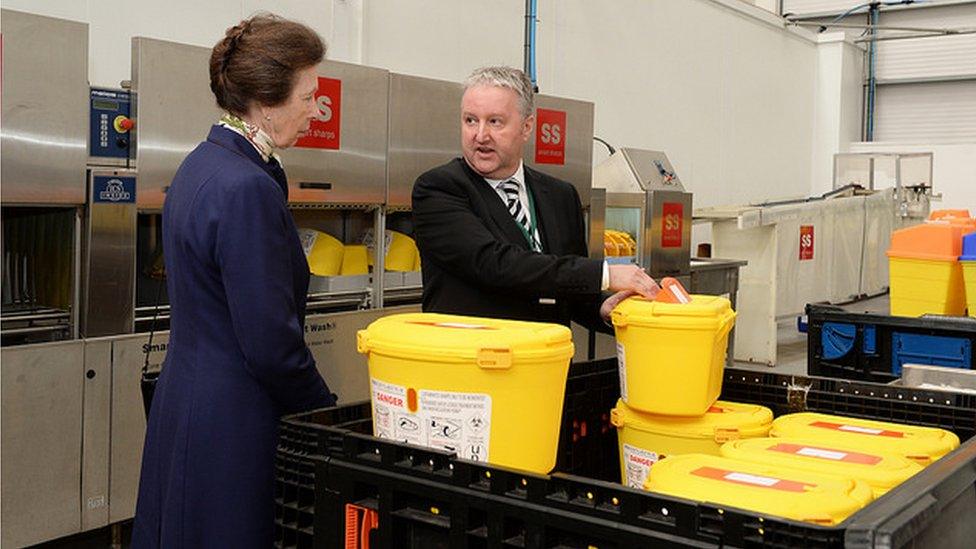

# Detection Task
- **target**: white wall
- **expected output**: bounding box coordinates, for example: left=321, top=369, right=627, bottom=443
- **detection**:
left=8, top=0, right=828, bottom=208
left=849, top=142, right=976, bottom=213
left=810, top=33, right=865, bottom=195
left=1, top=0, right=335, bottom=88
left=363, top=0, right=821, bottom=208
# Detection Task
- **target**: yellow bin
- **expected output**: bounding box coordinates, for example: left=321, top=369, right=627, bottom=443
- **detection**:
left=645, top=454, right=873, bottom=525
left=611, top=399, right=772, bottom=488
left=611, top=295, right=736, bottom=415
left=357, top=313, right=574, bottom=474
left=721, top=437, right=923, bottom=498
left=887, top=212, right=976, bottom=317
left=770, top=413, right=960, bottom=467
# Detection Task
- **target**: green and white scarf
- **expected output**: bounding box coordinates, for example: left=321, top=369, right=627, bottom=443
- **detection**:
left=218, top=113, right=280, bottom=164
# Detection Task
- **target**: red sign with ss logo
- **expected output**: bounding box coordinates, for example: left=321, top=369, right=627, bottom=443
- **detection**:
left=535, top=108, right=566, bottom=165
left=295, top=76, right=341, bottom=150
left=662, top=203, right=683, bottom=248
left=799, top=225, right=814, bottom=260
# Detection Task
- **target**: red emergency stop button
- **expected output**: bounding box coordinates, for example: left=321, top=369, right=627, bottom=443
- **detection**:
left=114, top=115, right=134, bottom=133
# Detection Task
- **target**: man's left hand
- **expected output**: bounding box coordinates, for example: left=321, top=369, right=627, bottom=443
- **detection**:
left=600, top=290, right=638, bottom=321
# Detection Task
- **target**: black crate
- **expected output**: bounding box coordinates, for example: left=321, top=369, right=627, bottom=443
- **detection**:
left=276, top=359, right=976, bottom=548
left=274, top=358, right=622, bottom=547
left=807, top=303, right=976, bottom=383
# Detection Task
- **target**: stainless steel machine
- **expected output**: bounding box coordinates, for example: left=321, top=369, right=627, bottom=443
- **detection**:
left=129, top=39, right=394, bottom=324
left=592, top=148, right=693, bottom=283
left=385, top=72, right=463, bottom=305
left=1, top=10, right=92, bottom=547
left=588, top=148, right=746, bottom=362
left=1, top=9, right=88, bottom=346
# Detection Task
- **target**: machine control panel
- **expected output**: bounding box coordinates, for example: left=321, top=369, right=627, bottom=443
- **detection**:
left=89, top=88, right=133, bottom=164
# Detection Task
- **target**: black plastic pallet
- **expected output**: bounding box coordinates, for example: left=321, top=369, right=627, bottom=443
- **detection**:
left=275, top=359, right=976, bottom=548
left=807, top=303, right=976, bottom=383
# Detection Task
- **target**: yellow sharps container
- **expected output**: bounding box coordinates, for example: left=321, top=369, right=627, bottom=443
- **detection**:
left=770, top=413, right=960, bottom=467
left=645, top=454, right=874, bottom=525
left=611, top=399, right=772, bottom=488
left=721, top=437, right=923, bottom=498
left=357, top=313, right=574, bottom=474
left=611, top=295, right=735, bottom=415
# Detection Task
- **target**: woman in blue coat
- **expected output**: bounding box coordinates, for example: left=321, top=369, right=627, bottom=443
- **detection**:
left=132, top=15, right=336, bottom=547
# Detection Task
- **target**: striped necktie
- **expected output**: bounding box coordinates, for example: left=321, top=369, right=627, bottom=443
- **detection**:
left=499, top=179, right=541, bottom=252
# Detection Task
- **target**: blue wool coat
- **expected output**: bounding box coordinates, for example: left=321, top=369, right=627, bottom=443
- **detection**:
left=132, top=126, right=335, bottom=548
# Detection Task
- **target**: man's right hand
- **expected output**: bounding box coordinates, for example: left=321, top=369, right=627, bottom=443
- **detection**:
left=608, top=264, right=660, bottom=299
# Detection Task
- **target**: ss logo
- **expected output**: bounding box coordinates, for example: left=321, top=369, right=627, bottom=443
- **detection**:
left=664, top=213, right=681, bottom=231
left=540, top=123, right=562, bottom=145
left=315, top=95, right=333, bottom=122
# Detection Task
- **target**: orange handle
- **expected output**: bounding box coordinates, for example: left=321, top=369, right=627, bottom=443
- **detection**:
left=655, top=277, right=691, bottom=304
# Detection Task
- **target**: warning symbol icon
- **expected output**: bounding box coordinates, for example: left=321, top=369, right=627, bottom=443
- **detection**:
left=468, top=415, right=486, bottom=433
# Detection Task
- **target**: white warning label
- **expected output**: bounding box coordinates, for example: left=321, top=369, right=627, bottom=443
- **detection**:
left=617, top=342, right=628, bottom=401
left=421, top=389, right=491, bottom=462
left=839, top=424, right=884, bottom=435
left=622, top=443, right=659, bottom=488
left=370, top=379, right=492, bottom=462
left=298, top=229, right=317, bottom=257
left=725, top=472, right=779, bottom=487
left=797, top=447, right=848, bottom=461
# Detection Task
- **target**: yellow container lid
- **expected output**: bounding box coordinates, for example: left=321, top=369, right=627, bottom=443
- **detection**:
left=770, top=413, right=960, bottom=466
left=612, top=399, right=772, bottom=442
left=611, top=295, right=735, bottom=331
left=646, top=454, right=873, bottom=525
left=357, top=313, right=574, bottom=367
left=888, top=220, right=976, bottom=262
left=721, top=437, right=922, bottom=495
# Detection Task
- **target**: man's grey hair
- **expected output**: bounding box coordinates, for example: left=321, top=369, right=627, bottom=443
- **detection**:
left=464, top=66, right=535, bottom=119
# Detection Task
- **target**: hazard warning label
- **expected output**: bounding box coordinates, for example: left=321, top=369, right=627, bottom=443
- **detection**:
left=623, top=443, right=660, bottom=488
left=370, top=379, right=492, bottom=462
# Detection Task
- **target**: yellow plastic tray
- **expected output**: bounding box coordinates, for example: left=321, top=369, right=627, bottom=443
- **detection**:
left=770, top=412, right=960, bottom=467
left=357, top=313, right=574, bottom=474
left=721, top=437, right=923, bottom=498
left=645, top=454, right=873, bottom=525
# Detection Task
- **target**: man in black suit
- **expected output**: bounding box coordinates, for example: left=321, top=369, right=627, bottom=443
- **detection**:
left=412, top=66, right=659, bottom=330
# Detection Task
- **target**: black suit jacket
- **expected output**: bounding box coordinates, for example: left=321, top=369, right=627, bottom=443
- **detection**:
left=412, top=157, right=609, bottom=332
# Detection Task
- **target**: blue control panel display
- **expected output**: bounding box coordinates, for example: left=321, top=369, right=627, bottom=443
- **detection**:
left=90, top=88, right=132, bottom=159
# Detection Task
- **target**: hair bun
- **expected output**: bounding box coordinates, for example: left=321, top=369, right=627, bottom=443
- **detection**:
left=221, top=19, right=252, bottom=73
